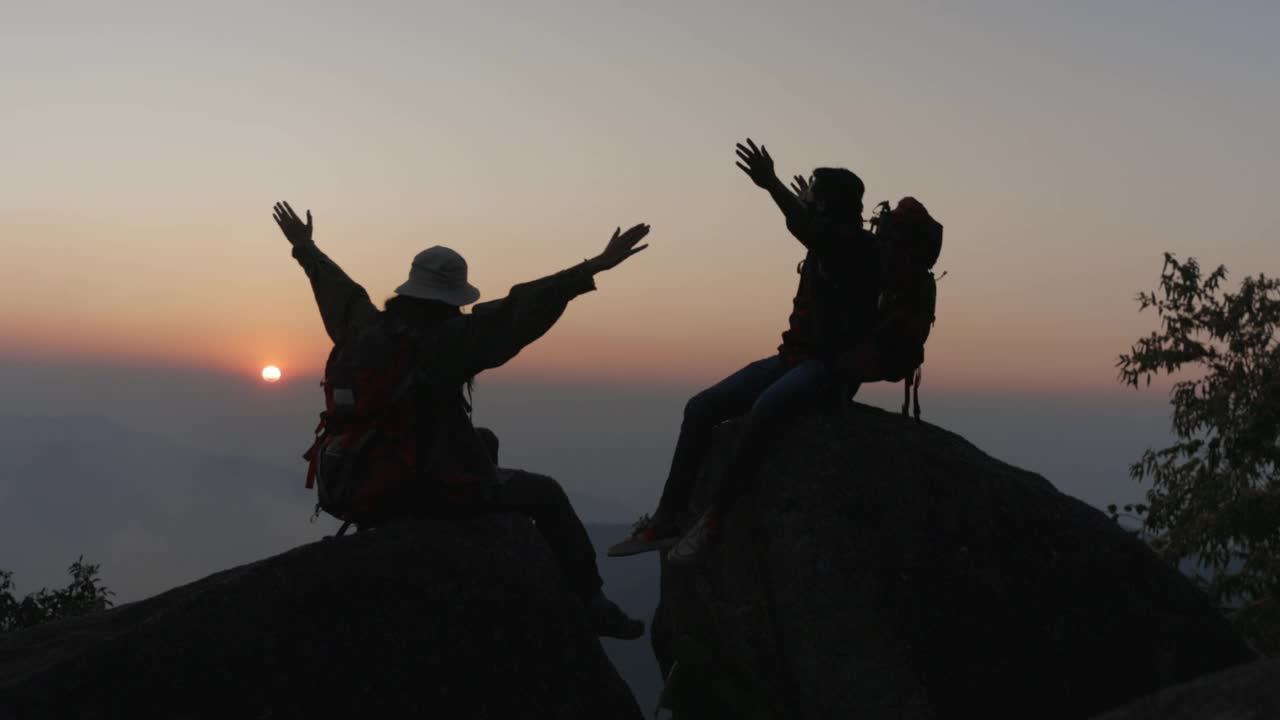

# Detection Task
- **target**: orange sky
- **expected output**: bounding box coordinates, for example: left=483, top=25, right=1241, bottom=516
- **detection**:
left=2, top=2, right=1277, bottom=394
left=0, top=201, right=1242, bottom=396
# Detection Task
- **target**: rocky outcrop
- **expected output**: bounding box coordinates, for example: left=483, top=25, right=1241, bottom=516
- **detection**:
left=651, top=404, right=1258, bottom=719
left=1091, top=656, right=1280, bottom=720
left=0, top=515, right=642, bottom=720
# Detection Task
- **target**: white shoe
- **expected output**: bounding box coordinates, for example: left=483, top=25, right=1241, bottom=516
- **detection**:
left=666, top=508, right=718, bottom=567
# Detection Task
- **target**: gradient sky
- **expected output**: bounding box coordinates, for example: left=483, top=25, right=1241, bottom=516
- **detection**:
left=5, top=3, right=1279, bottom=626
left=3, top=1, right=1279, bottom=392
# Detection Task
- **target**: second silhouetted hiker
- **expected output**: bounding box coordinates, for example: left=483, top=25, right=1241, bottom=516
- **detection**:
left=609, top=139, right=881, bottom=565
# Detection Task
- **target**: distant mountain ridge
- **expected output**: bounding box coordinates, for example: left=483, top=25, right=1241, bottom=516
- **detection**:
left=0, top=414, right=331, bottom=600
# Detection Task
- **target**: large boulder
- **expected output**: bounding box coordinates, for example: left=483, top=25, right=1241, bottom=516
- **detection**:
left=651, top=404, right=1258, bottom=719
left=1091, top=656, right=1280, bottom=720
left=0, top=515, right=643, bottom=720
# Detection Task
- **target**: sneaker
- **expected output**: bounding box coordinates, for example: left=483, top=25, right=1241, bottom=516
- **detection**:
left=586, top=592, right=645, bottom=640
left=666, top=508, right=718, bottom=567
left=607, top=513, right=681, bottom=557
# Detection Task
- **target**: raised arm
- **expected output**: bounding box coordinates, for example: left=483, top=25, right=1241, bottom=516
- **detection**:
left=735, top=138, right=812, bottom=241
left=431, top=224, right=651, bottom=383
left=737, top=139, right=860, bottom=256
left=274, top=201, right=378, bottom=344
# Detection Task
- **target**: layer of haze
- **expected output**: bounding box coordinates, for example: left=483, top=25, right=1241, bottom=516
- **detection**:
left=0, top=359, right=1171, bottom=598
left=3, top=1, right=1277, bottom=390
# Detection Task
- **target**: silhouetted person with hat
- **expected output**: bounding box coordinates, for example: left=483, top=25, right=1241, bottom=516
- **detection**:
left=274, top=201, right=651, bottom=639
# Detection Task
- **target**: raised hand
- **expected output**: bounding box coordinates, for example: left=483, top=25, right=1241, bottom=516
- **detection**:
left=273, top=201, right=313, bottom=248
left=589, top=223, right=651, bottom=273
left=790, top=174, right=810, bottom=197
left=734, top=138, right=777, bottom=189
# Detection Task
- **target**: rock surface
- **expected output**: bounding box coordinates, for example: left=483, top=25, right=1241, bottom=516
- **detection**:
left=0, top=515, right=643, bottom=720
left=651, top=404, right=1259, bottom=720
left=1091, top=656, right=1280, bottom=720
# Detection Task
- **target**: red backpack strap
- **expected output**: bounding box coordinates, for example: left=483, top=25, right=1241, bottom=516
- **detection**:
left=302, top=413, right=328, bottom=489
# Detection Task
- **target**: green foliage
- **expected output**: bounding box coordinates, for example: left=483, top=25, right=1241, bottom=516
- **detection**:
left=0, top=557, right=115, bottom=633
left=1118, top=253, right=1280, bottom=653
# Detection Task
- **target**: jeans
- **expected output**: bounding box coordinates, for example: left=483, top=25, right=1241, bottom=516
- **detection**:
left=488, top=469, right=604, bottom=600
left=396, top=432, right=603, bottom=600
left=655, top=354, right=836, bottom=518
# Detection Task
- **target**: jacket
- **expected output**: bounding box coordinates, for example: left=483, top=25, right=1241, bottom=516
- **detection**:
left=293, top=240, right=596, bottom=484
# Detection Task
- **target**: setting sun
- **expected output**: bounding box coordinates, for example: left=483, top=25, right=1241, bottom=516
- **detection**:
left=261, top=365, right=282, bottom=383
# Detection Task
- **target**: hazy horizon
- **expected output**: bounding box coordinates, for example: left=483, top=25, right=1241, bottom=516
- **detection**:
left=1, top=357, right=1172, bottom=597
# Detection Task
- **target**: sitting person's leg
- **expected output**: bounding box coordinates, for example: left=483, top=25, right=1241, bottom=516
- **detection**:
left=494, top=469, right=600, bottom=597
left=717, top=357, right=834, bottom=508
left=609, top=355, right=791, bottom=556
left=494, top=468, right=644, bottom=639
left=668, top=357, right=834, bottom=565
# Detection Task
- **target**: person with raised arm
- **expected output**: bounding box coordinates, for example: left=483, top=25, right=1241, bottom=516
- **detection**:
left=609, top=139, right=880, bottom=565
left=274, top=201, right=652, bottom=639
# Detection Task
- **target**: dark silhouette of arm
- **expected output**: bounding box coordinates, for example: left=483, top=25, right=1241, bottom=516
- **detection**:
left=428, top=224, right=651, bottom=383
left=274, top=202, right=378, bottom=343
left=734, top=138, right=820, bottom=249
left=435, top=264, right=598, bottom=381
left=292, top=242, right=379, bottom=344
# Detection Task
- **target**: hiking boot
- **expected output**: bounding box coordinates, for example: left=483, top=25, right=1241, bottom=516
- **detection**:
left=666, top=507, right=718, bottom=567
left=607, top=513, right=681, bottom=557
left=587, top=591, right=645, bottom=640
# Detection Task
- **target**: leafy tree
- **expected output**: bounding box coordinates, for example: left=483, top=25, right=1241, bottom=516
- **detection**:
left=0, top=557, right=115, bottom=633
left=1118, top=253, right=1280, bottom=653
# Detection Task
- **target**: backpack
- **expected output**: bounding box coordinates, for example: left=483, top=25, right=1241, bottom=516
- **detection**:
left=302, top=317, right=423, bottom=525
left=868, top=197, right=944, bottom=416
